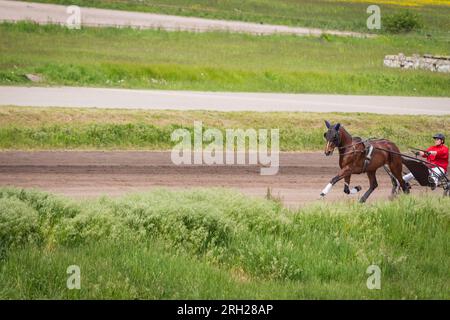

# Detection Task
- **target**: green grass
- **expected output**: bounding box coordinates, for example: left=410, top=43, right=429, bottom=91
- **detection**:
left=22, top=0, right=450, bottom=36
left=0, top=187, right=449, bottom=299
left=1, top=22, right=449, bottom=96
left=0, top=106, right=449, bottom=151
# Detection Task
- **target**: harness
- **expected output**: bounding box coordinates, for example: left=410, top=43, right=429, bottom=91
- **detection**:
left=336, top=138, right=376, bottom=172
left=326, top=127, right=385, bottom=173
left=362, top=142, right=374, bottom=173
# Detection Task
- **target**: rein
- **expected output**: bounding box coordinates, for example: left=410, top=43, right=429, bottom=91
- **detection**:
left=336, top=138, right=387, bottom=156
left=325, top=126, right=387, bottom=157
left=338, top=140, right=365, bottom=151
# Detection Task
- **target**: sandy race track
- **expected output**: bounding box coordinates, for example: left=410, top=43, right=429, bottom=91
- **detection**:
left=0, top=151, right=434, bottom=208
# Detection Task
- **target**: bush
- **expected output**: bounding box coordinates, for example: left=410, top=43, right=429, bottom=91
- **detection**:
left=0, top=197, right=41, bottom=257
left=384, top=11, right=422, bottom=33
left=0, top=187, right=449, bottom=289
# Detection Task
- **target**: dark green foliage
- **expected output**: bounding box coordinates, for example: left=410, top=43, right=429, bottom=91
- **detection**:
left=384, top=11, right=423, bottom=33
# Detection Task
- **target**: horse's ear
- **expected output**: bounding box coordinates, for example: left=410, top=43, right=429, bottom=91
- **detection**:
left=325, top=120, right=331, bottom=129
left=334, top=123, right=341, bottom=131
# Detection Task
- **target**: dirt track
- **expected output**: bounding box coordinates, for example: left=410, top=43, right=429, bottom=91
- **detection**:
left=1, top=151, right=433, bottom=208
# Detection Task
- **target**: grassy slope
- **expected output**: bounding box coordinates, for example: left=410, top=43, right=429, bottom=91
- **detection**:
left=0, top=187, right=449, bottom=299
left=0, top=106, right=449, bottom=151
left=22, top=0, right=450, bottom=36
left=0, top=23, right=449, bottom=96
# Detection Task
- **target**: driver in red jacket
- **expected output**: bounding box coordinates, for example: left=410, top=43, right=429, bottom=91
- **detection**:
left=403, top=133, right=448, bottom=189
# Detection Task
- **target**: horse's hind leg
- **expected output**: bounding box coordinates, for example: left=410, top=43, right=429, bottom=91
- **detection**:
left=390, top=176, right=399, bottom=195
left=384, top=165, right=399, bottom=195
left=388, top=157, right=409, bottom=194
left=360, top=171, right=378, bottom=203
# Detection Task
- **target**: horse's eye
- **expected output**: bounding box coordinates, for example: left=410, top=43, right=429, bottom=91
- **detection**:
left=323, top=132, right=327, bottom=138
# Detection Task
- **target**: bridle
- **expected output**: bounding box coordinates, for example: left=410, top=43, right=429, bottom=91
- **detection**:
left=325, top=127, right=377, bottom=156
left=325, top=129, right=341, bottom=151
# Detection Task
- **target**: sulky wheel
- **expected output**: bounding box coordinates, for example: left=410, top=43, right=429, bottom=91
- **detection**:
left=444, top=182, right=450, bottom=197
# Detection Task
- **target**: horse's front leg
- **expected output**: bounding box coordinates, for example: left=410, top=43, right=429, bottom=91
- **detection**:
left=320, top=166, right=352, bottom=197
left=344, top=175, right=362, bottom=195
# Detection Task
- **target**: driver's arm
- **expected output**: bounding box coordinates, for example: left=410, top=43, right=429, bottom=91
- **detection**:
left=424, top=147, right=436, bottom=157
left=435, top=148, right=449, bottom=160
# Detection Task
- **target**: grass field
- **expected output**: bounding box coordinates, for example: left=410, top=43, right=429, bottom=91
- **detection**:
left=0, top=187, right=448, bottom=299
left=23, top=0, right=450, bottom=36
left=1, top=22, right=449, bottom=96
left=1, top=106, right=449, bottom=151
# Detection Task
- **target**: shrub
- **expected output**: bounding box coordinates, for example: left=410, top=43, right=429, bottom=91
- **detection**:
left=0, top=187, right=449, bottom=287
left=53, top=207, right=130, bottom=246
left=384, top=11, right=423, bottom=33
left=0, top=197, right=41, bottom=257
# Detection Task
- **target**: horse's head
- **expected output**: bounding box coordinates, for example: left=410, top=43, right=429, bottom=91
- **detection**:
left=323, top=120, right=341, bottom=156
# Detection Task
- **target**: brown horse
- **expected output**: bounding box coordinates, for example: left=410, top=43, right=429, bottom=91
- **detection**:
left=320, top=121, right=409, bottom=203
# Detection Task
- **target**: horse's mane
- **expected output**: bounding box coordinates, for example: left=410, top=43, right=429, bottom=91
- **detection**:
left=340, top=126, right=358, bottom=142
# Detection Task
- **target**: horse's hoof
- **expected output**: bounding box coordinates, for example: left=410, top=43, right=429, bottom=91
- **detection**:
left=404, top=182, right=411, bottom=194
left=319, top=193, right=325, bottom=199
left=355, top=186, right=362, bottom=192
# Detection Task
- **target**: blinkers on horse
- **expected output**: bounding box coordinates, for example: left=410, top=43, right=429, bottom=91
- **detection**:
left=324, top=120, right=341, bottom=156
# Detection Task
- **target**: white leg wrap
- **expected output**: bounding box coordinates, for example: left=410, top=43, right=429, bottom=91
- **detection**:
left=321, top=183, right=333, bottom=195
left=350, top=188, right=359, bottom=194
left=403, top=173, right=415, bottom=183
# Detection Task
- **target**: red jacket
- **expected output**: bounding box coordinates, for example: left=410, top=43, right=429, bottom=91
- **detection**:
left=423, top=144, right=449, bottom=173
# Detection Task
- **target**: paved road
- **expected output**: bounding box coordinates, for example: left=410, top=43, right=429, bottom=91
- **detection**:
left=0, top=86, right=449, bottom=115
left=0, top=0, right=370, bottom=37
